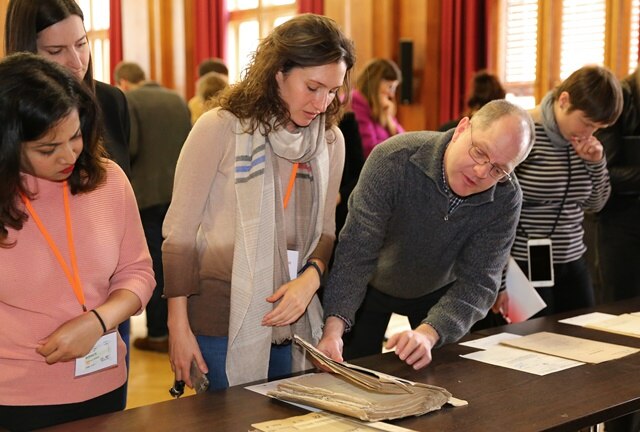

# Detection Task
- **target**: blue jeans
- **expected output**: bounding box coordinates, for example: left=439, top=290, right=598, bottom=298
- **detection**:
left=196, top=336, right=292, bottom=391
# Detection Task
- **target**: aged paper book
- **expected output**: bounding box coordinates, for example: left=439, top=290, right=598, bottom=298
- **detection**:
left=251, top=411, right=417, bottom=432
left=265, top=336, right=466, bottom=422
left=584, top=314, right=640, bottom=338
left=500, top=331, right=640, bottom=364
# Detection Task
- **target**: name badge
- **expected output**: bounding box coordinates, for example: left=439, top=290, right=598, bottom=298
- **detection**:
left=287, top=250, right=299, bottom=280
left=75, top=331, right=118, bottom=377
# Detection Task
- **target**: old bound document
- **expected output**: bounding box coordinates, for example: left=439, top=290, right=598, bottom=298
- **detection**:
left=500, top=331, right=640, bottom=364
left=265, top=336, right=466, bottom=422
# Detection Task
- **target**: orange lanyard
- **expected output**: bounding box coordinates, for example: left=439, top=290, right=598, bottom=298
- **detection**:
left=283, top=163, right=299, bottom=210
left=21, top=181, right=86, bottom=311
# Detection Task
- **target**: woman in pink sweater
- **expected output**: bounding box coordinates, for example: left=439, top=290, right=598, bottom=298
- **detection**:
left=351, top=58, right=405, bottom=158
left=0, top=53, right=154, bottom=431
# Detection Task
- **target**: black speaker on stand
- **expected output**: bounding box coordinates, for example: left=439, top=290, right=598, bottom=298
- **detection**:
left=399, top=39, right=413, bottom=105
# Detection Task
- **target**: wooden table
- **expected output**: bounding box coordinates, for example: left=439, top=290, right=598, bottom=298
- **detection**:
left=41, top=298, right=640, bottom=432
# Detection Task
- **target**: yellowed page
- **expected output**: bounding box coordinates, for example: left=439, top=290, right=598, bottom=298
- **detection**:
left=585, top=314, right=640, bottom=338
left=500, top=331, right=639, bottom=364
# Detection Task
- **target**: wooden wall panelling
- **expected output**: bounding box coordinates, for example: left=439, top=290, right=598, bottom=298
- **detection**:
left=0, top=0, right=7, bottom=56
left=398, top=0, right=437, bottom=132
left=183, top=0, right=196, bottom=99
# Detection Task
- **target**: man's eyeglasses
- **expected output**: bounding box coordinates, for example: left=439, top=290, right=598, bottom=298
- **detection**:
left=468, top=124, right=512, bottom=183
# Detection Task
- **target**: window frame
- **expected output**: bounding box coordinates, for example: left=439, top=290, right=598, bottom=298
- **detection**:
left=495, top=0, right=639, bottom=108
left=226, top=0, right=297, bottom=83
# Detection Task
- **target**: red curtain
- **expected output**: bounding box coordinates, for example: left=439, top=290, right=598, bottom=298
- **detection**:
left=298, top=0, right=323, bottom=15
left=439, top=0, right=489, bottom=125
left=109, top=0, right=123, bottom=85
left=193, top=0, right=228, bottom=80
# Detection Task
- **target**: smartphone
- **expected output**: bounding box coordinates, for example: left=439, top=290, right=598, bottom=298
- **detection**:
left=190, top=359, right=210, bottom=394
left=527, top=238, right=554, bottom=287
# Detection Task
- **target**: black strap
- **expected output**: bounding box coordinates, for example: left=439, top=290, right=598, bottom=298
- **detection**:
left=518, top=146, right=572, bottom=239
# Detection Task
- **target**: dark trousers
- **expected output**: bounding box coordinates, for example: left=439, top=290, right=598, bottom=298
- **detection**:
left=342, top=284, right=449, bottom=361
left=515, top=256, right=594, bottom=317
left=597, top=197, right=640, bottom=303
left=140, top=204, right=169, bottom=338
left=0, top=385, right=125, bottom=432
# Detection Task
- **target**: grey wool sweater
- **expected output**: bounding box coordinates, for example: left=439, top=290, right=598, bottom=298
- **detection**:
left=323, top=130, right=523, bottom=346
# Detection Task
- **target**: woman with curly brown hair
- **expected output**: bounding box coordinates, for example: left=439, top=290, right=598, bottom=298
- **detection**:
left=163, top=14, right=355, bottom=392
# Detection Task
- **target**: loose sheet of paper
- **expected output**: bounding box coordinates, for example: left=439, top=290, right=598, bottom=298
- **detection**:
left=584, top=314, right=640, bottom=338
left=460, top=344, right=583, bottom=375
left=505, top=257, right=547, bottom=322
left=558, top=312, right=617, bottom=327
left=459, top=332, right=522, bottom=350
left=500, top=332, right=640, bottom=364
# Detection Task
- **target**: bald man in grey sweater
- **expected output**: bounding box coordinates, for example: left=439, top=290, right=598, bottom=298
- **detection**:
left=319, top=100, right=535, bottom=369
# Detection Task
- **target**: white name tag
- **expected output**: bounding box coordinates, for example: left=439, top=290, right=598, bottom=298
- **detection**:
left=287, top=250, right=299, bottom=281
left=75, top=331, right=118, bottom=377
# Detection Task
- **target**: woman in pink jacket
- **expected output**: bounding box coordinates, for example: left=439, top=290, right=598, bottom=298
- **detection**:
left=351, top=58, right=405, bottom=158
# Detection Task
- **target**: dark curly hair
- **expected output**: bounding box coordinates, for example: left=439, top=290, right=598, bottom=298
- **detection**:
left=217, top=14, right=356, bottom=134
left=0, top=53, right=106, bottom=248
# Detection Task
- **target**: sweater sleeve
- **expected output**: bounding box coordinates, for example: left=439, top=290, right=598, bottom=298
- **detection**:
left=106, top=163, right=155, bottom=311
left=162, top=109, right=232, bottom=297
left=582, top=157, right=611, bottom=213
left=322, top=144, right=401, bottom=327
left=423, top=188, right=522, bottom=346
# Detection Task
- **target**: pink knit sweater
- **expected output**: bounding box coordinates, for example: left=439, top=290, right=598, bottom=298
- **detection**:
left=0, top=161, right=154, bottom=405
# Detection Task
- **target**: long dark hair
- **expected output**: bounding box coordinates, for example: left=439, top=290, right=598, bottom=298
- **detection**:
left=4, top=0, right=95, bottom=92
left=218, top=14, right=356, bottom=134
left=0, top=53, right=106, bottom=248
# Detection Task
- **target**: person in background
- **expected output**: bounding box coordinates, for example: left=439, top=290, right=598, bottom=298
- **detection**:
left=4, top=0, right=135, bottom=407
left=351, top=58, right=405, bottom=158
left=114, top=62, right=192, bottom=354
left=0, top=53, right=154, bottom=432
left=163, top=14, right=355, bottom=392
left=439, top=70, right=506, bottom=132
left=494, top=65, right=622, bottom=321
left=592, top=66, right=640, bottom=432
left=193, top=71, right=228, bottom=121
left=188, top=58, right=229, bottom=124
left=318, top=100, right=535, bottom=367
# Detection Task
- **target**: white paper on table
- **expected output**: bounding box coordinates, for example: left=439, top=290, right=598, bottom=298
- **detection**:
left=558, top=312, right=617, bottom=327
left=505, top=257, right=547, bottom=322
left=459, top=332, right=522, bottom=350
left=460, top=345, right=584, bottom=375
left=632, top=312, right=640, bottom=317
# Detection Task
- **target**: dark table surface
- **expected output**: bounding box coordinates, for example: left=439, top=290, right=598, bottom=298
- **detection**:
left=40, top=298, right=640, bottom=432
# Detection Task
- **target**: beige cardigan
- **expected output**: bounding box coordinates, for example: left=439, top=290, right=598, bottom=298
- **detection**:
left=162, top=108, right=344, bottom=335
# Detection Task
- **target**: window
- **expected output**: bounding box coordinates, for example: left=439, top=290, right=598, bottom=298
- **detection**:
left=502, top=0, right=538, bottom=108
left=630, top=0, right=640, bottom=74
left=559, top=0, right=606, bottom=80
left=77, top=0, right=110, bottom=83
left=500, top=0, right=640, bottom=109
left=226, top=0, right=296, bottom=83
